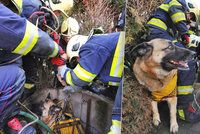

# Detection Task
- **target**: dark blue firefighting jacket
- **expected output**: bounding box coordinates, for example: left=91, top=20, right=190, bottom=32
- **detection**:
left=147, top=0, right=189, bottom=41
left=63, top=32, right=125, bottom=87
left=0, top=3, right=60, bottom=65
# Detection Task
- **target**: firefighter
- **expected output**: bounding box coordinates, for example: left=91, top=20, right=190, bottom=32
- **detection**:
left=0, top=1, right=64, bottom=133
left=146, top=0, right=200, bottom=123
left=57, top=31, right=125, bottom=134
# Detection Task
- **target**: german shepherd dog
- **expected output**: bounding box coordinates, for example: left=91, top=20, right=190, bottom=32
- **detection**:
left=132, top=39, right=195, bottom=133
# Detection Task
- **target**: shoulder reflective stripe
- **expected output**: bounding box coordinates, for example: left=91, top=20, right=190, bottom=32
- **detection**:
left=159, top=4, right=169, bottom=12
left=169, top=0, right=182, bottom=7
left=49, top=41, right=59, bottom=57
left=112, top=120, right=121, bottom=126
left=66, top=71, right=74, bottom=86
left=171, top=12, right=186, bottom=23
left=178, top=109, right=185, bottom=120
left=177, top=85, right=193, bottom=95
left=109, top=32, right=125, bottom=78
left=147, top=18, right=167, bottom=30
left=73, top=64, right=96, bottom=82
left=12, top=21, right=38, bottom=55
left=108, top=81, right=120, bottom=86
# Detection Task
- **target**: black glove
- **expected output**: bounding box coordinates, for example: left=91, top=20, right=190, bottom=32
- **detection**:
left=29, top=12, right=53, bottom=30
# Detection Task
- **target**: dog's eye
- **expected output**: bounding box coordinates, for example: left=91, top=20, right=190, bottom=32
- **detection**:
left=167, top=45, right=174, bottom=50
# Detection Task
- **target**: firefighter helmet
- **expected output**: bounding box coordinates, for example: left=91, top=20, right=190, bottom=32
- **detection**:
left=186, top=0, right=200, bottom=22
left=61, top=17, right=80, bottom=38
left=48, top=0, right=73, bottom=17
left=66, top=35, right=88, bottom=61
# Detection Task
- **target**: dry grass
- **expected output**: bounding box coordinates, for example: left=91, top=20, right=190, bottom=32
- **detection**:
left=126, top=0, right=164, bottom=43
left=122, top=71, right=153, bottom=134
left=73, top=0, right=118, bottom=35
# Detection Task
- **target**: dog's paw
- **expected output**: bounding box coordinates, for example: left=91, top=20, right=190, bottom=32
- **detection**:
left=153, top=117, right=161, bottom=126
left=170, top=123, right=178, bottom=133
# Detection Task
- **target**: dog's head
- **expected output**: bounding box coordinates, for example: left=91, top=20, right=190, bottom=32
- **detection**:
left=40, top=93, right=64, bottom=124
left=134, top=38, right=195, bottom=71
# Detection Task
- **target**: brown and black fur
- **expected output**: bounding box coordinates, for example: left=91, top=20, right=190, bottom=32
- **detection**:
left=132, top=39, right=195, bottom=133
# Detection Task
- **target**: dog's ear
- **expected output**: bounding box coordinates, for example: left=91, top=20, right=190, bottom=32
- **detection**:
left=134, top=42, right=153, bottom=57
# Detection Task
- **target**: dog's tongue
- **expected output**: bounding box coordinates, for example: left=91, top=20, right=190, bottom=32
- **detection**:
left=170, top=60, right=189, bottom=68
left=178, top=61, right=188, bottom=68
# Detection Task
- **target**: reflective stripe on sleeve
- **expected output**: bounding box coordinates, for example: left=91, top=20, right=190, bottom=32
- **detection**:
left=66, top=71, right=74, bottom=86
left=12, top=20, right=38, bottom=55
left=73, top=64, right=96, bottom=82
left=171, top=12, right=186, bottom=23
left=159, top=4, right=169, bottom=12
left=147, top=18, right=167, bottom=30
left=169, top=0, right=182, bottom=7
left=49, top=41, right=59, bottom=57
left=108, top=81, right=120, bottom=86
left=109, top=32, right=125, bottom=78
left=177, top=85, right=194, bottom=95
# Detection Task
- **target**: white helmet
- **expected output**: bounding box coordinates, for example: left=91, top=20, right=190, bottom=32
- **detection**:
left=61, top=17, right=80, bottom=38
left=66, top=35, right=88, bottom=61
left=48, top=0, right=73, bottom=17
left=186, top=0, right=200, bottom=22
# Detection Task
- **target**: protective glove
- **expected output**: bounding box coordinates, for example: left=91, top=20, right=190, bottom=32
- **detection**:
left=108, top=120, right=121, bottom=134
left=56, top=65, right=70, bottom=86
left=57, top=65, right=69, bottom=78
left=188, top=34, right=200, bottom=48
left=29, top=12, right=52, bottom=30
left=181, top=33, right=190, bottom=46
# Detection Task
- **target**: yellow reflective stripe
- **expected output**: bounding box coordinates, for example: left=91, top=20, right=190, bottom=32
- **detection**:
left=73, top=64, right=96, bottom=82
left=178, top=109, right=185, bottom=120
left=147, top=18, right=167, bottom=30
left=12, top=21, right=38, bottom=55
left=49, top=41, right=59, bottom=57
left=109, top=32, right=125, bottom=78
left=177, top=85, right=193, bottom=95
left=169, top=0, right=182, bottom=7
left=108, top=81, right=120, bottom=86
left=112, top=120, right=121, bottom=126
left=171, top=12, right=186, bottom=23
left=66, top=71, right=74, bottom=86
left=159, top=4, right=169, bottom=12
left=24, top=83, right=35, bottom=89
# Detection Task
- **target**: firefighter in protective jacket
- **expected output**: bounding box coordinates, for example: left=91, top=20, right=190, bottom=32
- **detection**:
left=0, top=1, right=63, bottom=133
